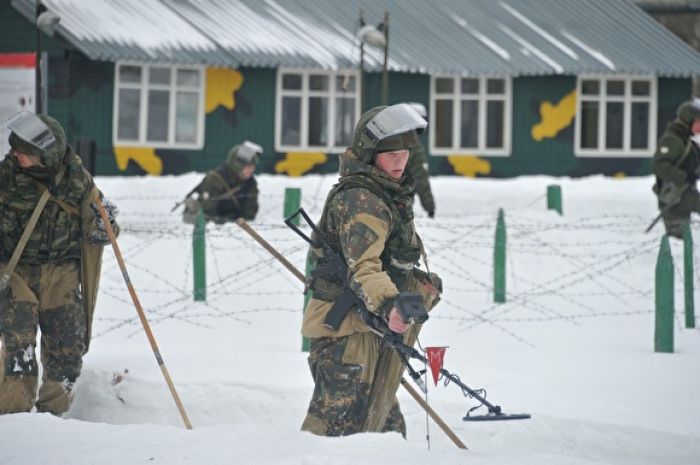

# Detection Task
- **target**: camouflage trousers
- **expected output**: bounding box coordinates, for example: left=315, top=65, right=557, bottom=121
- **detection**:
left=301, top=332, right=406, bottom=437
left=0, top=261, right=86, bottom=415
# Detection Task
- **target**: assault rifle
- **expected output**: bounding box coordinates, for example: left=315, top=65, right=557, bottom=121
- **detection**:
left=285, top=207, right=530, bottom=422
left=171, top=183, right=201, bottom=212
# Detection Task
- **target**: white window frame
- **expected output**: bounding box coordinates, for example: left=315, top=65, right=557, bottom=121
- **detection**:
left=275, top=68, right=361, bottom=153
left=574, top=75, right=657, bottom=157
left=429, top=75, right=512, bottom=156
left=112, top=62, right=206, bottom=149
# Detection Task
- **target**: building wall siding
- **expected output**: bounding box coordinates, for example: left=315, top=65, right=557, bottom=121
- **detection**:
left=0, top=2, right=694, bottom=178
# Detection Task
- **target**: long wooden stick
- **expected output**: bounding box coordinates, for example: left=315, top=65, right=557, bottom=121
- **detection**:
left=97, top=199, right=193, bottom=430
left=235, top=218, right=467, bottom=449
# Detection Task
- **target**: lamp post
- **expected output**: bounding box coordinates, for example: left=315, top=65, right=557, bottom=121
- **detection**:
left=381, top=12, right=389, bottom=106
left=35, top=1, right=60, bottom=114
left=356, top=10, right=389, bottom=111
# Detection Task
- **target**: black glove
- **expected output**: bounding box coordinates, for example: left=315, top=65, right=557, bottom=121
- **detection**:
left=427, top=209, right=435, bottom=218
left=89, top=197, right=120, bottom=245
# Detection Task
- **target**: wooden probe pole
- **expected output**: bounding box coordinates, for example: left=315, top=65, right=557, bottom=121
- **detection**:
left=96, top=199, right=193, bottom=429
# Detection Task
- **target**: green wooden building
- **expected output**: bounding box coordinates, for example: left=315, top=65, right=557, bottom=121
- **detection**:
left=2, top=0, right=700, bottom=178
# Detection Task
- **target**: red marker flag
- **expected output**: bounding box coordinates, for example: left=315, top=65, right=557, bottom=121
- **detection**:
left=425, top=346, right=447, bottom=386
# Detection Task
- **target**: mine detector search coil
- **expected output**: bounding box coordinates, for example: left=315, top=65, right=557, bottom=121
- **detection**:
left=285, top=207, right=531, bottom=422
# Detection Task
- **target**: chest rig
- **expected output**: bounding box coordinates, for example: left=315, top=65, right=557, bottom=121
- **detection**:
left=308, top=173, right=423, bottom=301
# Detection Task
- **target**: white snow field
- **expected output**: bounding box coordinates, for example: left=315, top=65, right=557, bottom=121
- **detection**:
left=0, top=172, right=698, bottom=465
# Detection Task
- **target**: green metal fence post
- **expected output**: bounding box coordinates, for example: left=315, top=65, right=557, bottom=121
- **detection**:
left=655, top=236, right=674, bottom=353
left=193, top=210, right=206, bottom=301
left=494, top=208, right=506, bottom=303
left=547, top=185, right=563, bottom=215
left=284, top=187, right=302, bottom=225
left=684, top=224, right=695, bottom=328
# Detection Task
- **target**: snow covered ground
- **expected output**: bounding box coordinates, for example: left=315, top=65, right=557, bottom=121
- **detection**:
left=1, top=172, right=699, bottom=465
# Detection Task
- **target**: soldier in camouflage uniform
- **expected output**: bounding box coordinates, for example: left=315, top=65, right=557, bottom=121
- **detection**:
left=301, top=104, right=442, bottom=437
left=651, top=99, right=700, bottom=238
left=408, top=142, right=436, bottom=218
left=182, top=141, right=261, bottom=224
left=0, top=111, right=118, bottom=415
left=406, top=103, right=436, bottom=218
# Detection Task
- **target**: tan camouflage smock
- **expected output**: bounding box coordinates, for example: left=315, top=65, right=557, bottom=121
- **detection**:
left=300, top=149, right=441, bottom=437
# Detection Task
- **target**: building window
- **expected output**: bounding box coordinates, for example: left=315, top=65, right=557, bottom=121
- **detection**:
left=429, top=76, right=511, bottom=156
left=575, top=76, right=656, bottom=157
left=275, top=69, right=360, bottom=152
left=113, top=62, right=205, bottom=148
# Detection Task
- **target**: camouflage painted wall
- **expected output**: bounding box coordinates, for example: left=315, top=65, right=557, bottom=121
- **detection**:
left=0, top=1, right=693, bottom=179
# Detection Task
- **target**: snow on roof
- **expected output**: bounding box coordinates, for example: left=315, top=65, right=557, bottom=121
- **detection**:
left=11, top=0, right=700, bottom=76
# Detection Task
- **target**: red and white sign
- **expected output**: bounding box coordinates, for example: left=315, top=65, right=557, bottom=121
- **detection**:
left=0, top=53, right=36, bottom=155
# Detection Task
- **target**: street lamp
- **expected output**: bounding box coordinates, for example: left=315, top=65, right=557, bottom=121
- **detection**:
left=35, top=1, right=60, bottom=114
left=356, top=10, right=389, bottom=110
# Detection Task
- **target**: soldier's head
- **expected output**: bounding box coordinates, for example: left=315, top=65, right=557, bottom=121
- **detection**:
left=226, top=141, right=262, bottom=180
left=676, top=99, right=700, bottom=134
left=352, top=103, right=427, bottom=179
left=6, top=111, right=66, bottom=170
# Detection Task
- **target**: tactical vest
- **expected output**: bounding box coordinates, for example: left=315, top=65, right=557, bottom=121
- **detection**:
left=0, top=152, right=93, bottom=264
left=212, top=165, right=255, bottom=203
left=309, top=173, right=423, bottom=301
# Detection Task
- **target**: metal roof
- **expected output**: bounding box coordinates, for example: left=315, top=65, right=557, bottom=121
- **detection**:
left=12, top=0, right=700, bottom=76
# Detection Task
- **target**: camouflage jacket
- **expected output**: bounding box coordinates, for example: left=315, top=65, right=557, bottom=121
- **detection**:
left=302, top=149, right=438, bottom=338
left=408, top=143, right=435, bottom=215
left=196, top=164, right=259, bottom=223
left=651, top=120, right=700, bottom=188
left=0, top=148, right=103, bottom=265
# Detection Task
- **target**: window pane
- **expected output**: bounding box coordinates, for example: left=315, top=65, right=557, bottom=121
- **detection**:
left=581, top=80, right=599, bottom=95
left=435, top=100, right=453, bottom=148
left=282, top=74, right=302, bottom=90
left=459, top=100, right=478, bottom=148
left=486, top=100, right=504, bottom=148
left=461, top=78, right=478, bottom=94
left=631, top=102, right=649, bottom=149
left=606, top=80, right=624, bottom=96
left=308, top=97, right=328, bottom=146
left=336, top=75, right=356, bottom=92
left=119, top=65, right=141, bottom=84
left=309, top=75, right=329, bottom=91
left=605, top=102, right=623, bottom=149
left=149, top=67, right=170, bottom=85
left=580, top=101, right=598, bottom=149
left=435, top=78, right=454, bottom=94
left=177, top=69, right=200, bottom=87
left=632, top=81, right=650, bottom=96
left=487, top=79, right=505, bottom=95
left=281, top=96, right=301, bottom=145
left=147, top=90, right=169, bottom=142
left=175, top=91, right=198, bottom=143
left=117, top=88, right=140, bottom=140
left=335, top=97, right=355, bottom=147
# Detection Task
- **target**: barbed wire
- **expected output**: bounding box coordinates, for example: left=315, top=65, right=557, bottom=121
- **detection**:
left=92, top=192, right=699, bottom=348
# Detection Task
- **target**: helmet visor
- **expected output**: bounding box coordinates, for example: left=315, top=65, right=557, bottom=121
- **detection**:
left=6, top=110, right=56, bottom=152
left=237, top=140, right=263, bottom=163
left=363, top=103, right=427, bottom=143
